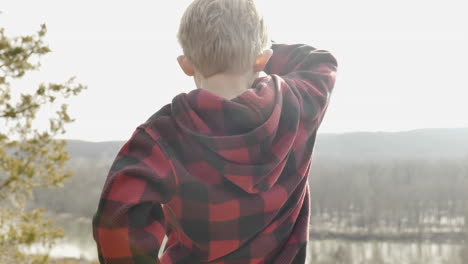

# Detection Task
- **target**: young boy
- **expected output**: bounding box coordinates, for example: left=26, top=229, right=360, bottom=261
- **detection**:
left=92, top=0, right=337, bottom=263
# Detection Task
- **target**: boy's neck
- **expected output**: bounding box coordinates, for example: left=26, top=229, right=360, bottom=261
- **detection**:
left=197, top=72, right=257, bottom=100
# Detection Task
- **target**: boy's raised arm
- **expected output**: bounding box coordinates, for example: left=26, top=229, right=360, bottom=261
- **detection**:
left=263, top=42, right=338, bottom=129
left=264, top=42, right=338, bottom=78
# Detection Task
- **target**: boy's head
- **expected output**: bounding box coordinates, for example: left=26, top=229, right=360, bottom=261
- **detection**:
left=177, top=0, right=272, bottom=81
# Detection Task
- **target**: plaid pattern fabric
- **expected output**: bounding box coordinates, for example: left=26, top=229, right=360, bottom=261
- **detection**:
left=92, top=43, right=338, bottom=264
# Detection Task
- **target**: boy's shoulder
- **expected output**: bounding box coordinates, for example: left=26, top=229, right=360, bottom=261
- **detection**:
left=143, top=103, right=173, bottom=126
left=140, top=89, right=193, bottom=129
left=136, top=102, right=179, bottom=145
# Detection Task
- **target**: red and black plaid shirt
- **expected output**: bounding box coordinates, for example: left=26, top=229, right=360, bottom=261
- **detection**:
left=92, top=43, right=338, bottom=264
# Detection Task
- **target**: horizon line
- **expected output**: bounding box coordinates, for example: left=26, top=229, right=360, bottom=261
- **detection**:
left=58, top=126, right=468, bottom=143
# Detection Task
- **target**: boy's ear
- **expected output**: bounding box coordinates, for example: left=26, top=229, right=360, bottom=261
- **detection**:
left=177, top=55, right=195, bottom=76
left=253, top=49, right=273, bottom=72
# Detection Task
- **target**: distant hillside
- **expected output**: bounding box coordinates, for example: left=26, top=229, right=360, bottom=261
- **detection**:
left=65, top=127, right=468, bottom=161
left=64, top=140, right=123, bottom=160
left=314, top=127, right=468, bottom=161
left=34, top=127, right=468, bottom=240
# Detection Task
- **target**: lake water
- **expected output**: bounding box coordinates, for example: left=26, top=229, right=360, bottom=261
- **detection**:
left=27, top=215, right=468, bottom=264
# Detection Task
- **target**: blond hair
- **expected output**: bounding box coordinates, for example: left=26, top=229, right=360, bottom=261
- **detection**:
left=177, top=0, right=270, bottom=78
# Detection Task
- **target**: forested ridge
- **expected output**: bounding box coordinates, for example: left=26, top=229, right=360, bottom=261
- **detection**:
left=32, top=128, right=468, bottom=243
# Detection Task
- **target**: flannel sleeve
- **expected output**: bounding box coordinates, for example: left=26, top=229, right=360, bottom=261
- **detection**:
left=264, top=43, right=338, bottom=128
left=92, top=125, right=176, bottom=264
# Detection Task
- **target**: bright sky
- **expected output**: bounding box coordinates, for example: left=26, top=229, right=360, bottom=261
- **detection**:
left=1, top=0, right=467, bottom=142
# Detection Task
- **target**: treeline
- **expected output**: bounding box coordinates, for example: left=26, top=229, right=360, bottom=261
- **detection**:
left=31, top=156, right=468, bottom=242
left=308, top=157, right=468, bottom=241
left=30, top=157, right=111, bottom=218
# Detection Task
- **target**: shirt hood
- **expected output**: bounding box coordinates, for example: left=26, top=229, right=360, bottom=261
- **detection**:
left=171, top=76, right=297, bottom=194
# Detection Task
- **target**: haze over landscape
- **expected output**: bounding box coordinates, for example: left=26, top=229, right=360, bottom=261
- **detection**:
left=30, top=128, right=468, bottom=263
